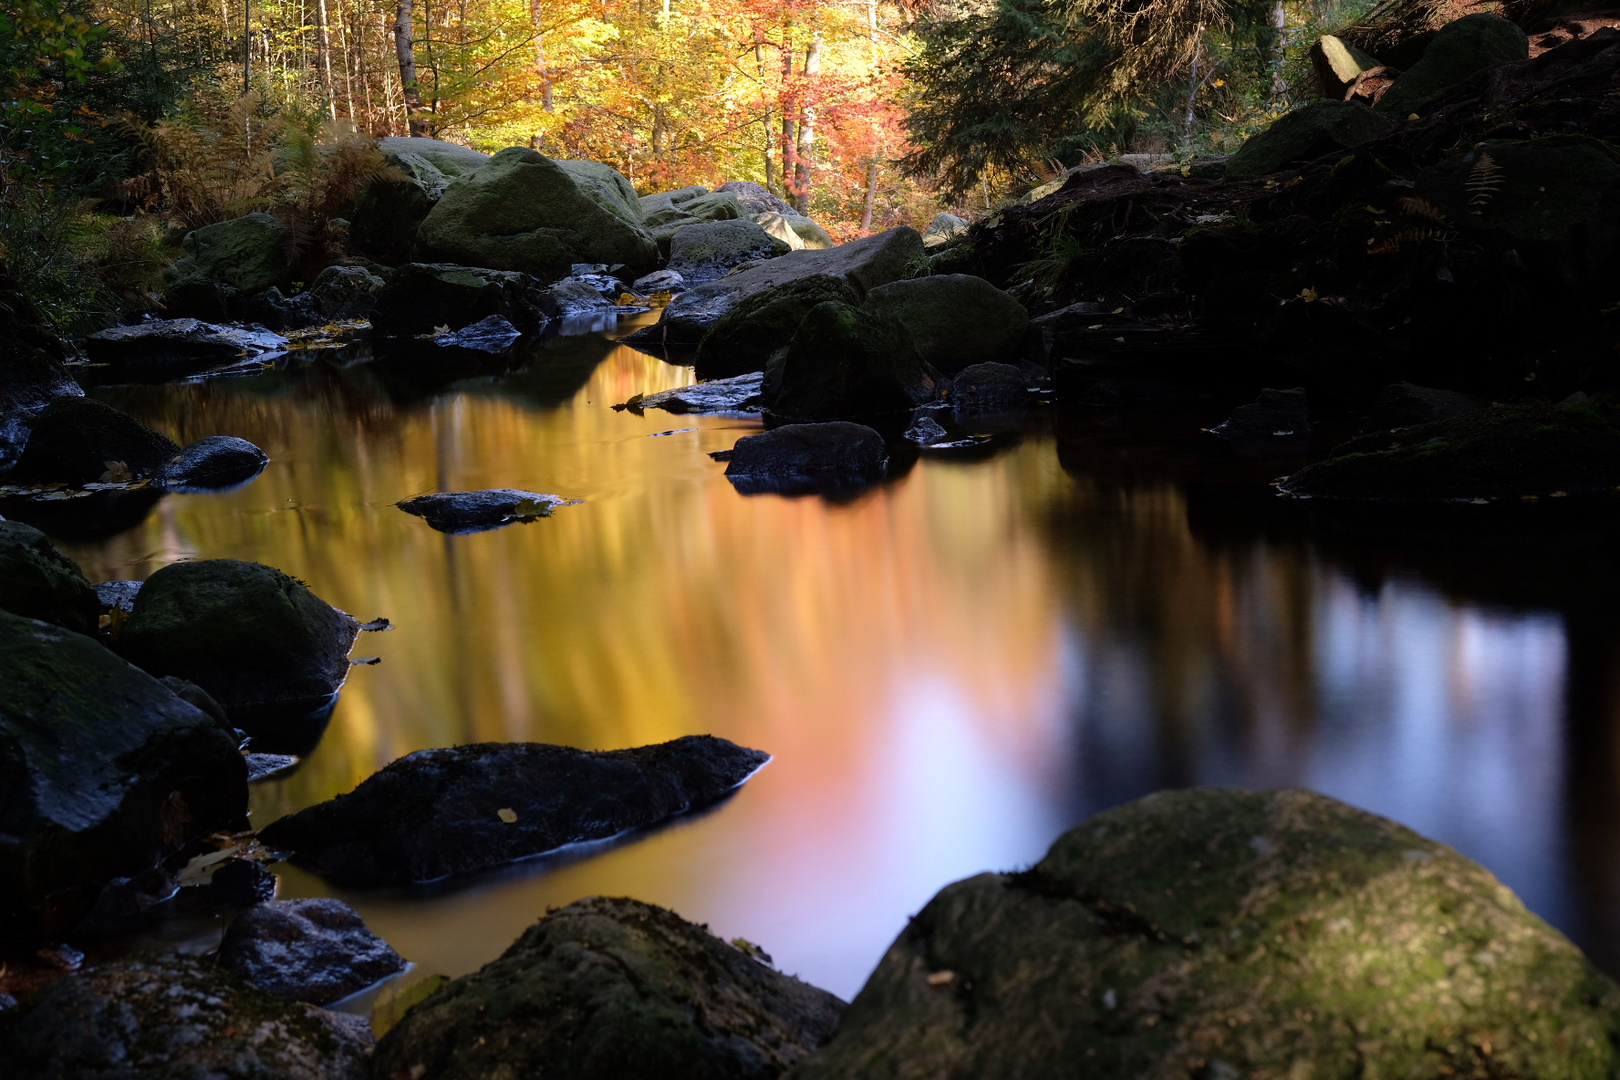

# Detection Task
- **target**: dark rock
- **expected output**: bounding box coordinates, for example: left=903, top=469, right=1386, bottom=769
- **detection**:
left=352, top=138, right=491, bottom=265
left=551, top=276, right=623, bottom=315
left=116, top=559, right=360, bottom=731
left=0, top=521, right=100, bottom=634
left=371, top=262, right=557, bottom=336
left=83, top=318, right=289, bottom=381
left=668, top=219, right=792, bottom=285
left=163, top=435, right=269, bottom=490
left=219, top=897, right=406, bottom=1006
left=632, top=372, right=763, bottom=414
left=1364, top=380, right=1480, bottom=430
left=245, top=287, right=324, bottom=331
left=695, top=275, right=862, bottom=378
left=156, top=675, right=231, bottom=727
left=309, top=264, right=386, bottom=320
left=770, top=301, right=941, bottom=422
left=258, top=735, right=769, bottom=884
left=207, top=857, right=278, bottom=906
left=94, top=579, right=142, bottom=615
left=633, top=268, right=686, bottom=293
left=904, top=415, right=950, bottom=445
left=436, top=315, right=523, bottom=353
left=951, top=361, right=1029, bottom=414
left=1206, top=387, right=1312, bottom=457
left=1225, top=100, right=1393, bottom=178
left=1377, top=13, right=1529, bottom=116
left=723, top=422, right=888, bottom=495
left=0, top=610, right=247, bottom=942
left=0, top=277, right=80, bottom=474
left=1280, top=403, right=1620, bottom=501
left=791, top=787, right=1620, bottom=1080
left=1433, top=137, right=1620, bottom=248
left=162, top=213, right=295, bottom=307
left=375, top=896, right=843, bottom=1080
left=10, top=396, right=180, bottom=485
left=245, top=753, right=300, bottom=782
left=397, top=488, right=571, bottom=533
left=865, top=274, right=1029, bottom=375
left=0, top=953, right=372, bottom=1079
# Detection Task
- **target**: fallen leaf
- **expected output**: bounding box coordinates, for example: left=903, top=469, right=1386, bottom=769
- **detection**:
left=99, top=460, right=133, bottom=482
left=927, top=970, right=956, bottom=986
left=497, top=807, right=518, bottom=823
left=512, top=498, right=554, bottom=520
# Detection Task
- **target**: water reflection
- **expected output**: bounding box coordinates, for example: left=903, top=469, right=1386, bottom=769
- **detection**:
left=42, top=323, right=1620, bottom=999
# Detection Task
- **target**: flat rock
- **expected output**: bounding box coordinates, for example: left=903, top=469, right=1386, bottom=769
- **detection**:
left=633, top=372, right=764, bottom=414
left=791, top=787, right=1620, bottom=1080
left=84, top=318, right=288, bottom=379
left=10, top=396, right=180, bottom=485
left=163, top=435, right=269, bottom=490
left=0, top=953, right=373, bottom=1079
left=258, top=735, right=769, bottom=884
left=722, top=422, right=888, bottom=496
left=397, top=488, right=572, bottom=533
left=374, top=896, right=844, bottom=1080
left=437, top=314, right=523, bottom=353
left=219, top=897, right=406, bottom=1006
left=1206, top=387, right=1312, bottom=458
left=0, top=520, right=100, bottom=634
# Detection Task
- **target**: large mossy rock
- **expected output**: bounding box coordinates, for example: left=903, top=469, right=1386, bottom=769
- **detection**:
left=259, top=735, right=768, bottom=884
left=792, top=787, right=1620, bottom=1080
left=352, top=137, right=492, bottom=265
left=162, top=212, right=295, bottom=301
left=374, top=896, right=844, bottom=1080
left=0, top=521, right=100, bottom=634
left=864, top=274, right=1029, bottom=375
left=641, top=186, right=749, bottom=257
left=0, top=610, right=247, bottom=942
left=415, top=148, right=657, bottom=280
left=1279, top=403, right=1620, bottom=501
left=770, top=300, right=939, bottom=421
left=116, top=559, right=360, bottom=727
left=370, top=262, right=558, bottom=335
left=668, top=219, right=791, bottom=284
left=1429, top=137, right=1620, bottom=251
left=1226, top=100, right=1393, bottom=178
left=695, top=275, right=862, bottom=378
left=10, top=396, right=180, bottom=486
left=0, top=953, right=373, bottom=1079
left=1376, top=13, right=1529, bottom=116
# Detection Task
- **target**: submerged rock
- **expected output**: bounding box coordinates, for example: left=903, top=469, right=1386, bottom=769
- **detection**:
left=258, top=735, right=769, bottom=884
left=951, top=361, right=1030, bottom=415
left=0, top=610, right=247, bottom=942
left=83, top=318, right=288, bottom=379
left=163, top=435, right=269, bottom=490
left=1206, top=387, right=1312, bottom=457
left=632, top=372, right=764, bottom=414
left=770, top=301, right=940, bottom=422
left=397, top=488, right=571, bottom=533
left=219, top=897, right=406, bottom=1006
left=695, top=275, right=862, bottom=379
left=0, top=953, right=373, bottom=1079
left=0, top=520, right=101, bottom=634
left=116, top=559, right=360, bottom=730
left=668, top=219, right=791, bottom=284
left=722, top=422, right=888, bottom=495
left=371, top=262, right=558, bottom=336
left=864, top=274, right=1029, bottom=375
left=375, top=896, right=843, bottom=1080
left=10, top=396, right=180, bottom=485
left=792, top=787, right=1620, bottom=1080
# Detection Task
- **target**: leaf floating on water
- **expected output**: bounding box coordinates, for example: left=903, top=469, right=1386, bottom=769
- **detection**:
left=358, top=617, right=394, bottom=632
left=350, top=656, right=382, bottom=666
left=497, top=807, right=518, bottom=823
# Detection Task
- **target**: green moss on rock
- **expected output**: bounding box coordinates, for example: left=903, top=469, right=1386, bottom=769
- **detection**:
left=771, top=300, right=939, bottom=421
left=1226, top=100, right=1392, bottom=178
left=864, top=274, right=1029, bottom=375
left=162, top=212, right=295, bottom=297
left=1376, top=13, right=1529, bottom=116
left=696, top=275, right=861, bottom=378
left=0, top=521, right=100, bottom=634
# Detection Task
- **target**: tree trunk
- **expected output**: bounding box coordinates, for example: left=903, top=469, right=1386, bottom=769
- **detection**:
left=793, top=31, right=821, bottom=215
left=860, top=158, right=878, bottom=232
left=756, top=41, right=772, bottom=190
left=395, top=0, right=427, bottom=136
left=780, top=25, right=796, bottom=203
left=314, top=0, right=336, bottom=118
left=531, top=0, right=554, bottom=111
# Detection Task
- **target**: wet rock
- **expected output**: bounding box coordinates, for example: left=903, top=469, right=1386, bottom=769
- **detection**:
left=632, top=372, right=764, bottom=414
left=10, top=396, right=180, bottom=485
left=352, top=137, right=492, bottom=265
left=770, top=301, right=940, bottom=422
left=245, top=286, right=324, bottom=331
left=1280, top=402, right=1620, bottom=501
left=633, top=268, right=686, bottom=293
left=0, top=520, right=100, bottom=634
left=1225, top=100, right=1392, bottom=178
left=309, top=264, right=386, bottom=321
left=552, top=276, right=623, bottom=315
left=951, top=361, right=1029, bottom=414
left=1364, top=380, right=1480, bottom=430
left=695, top=275, right=862, bottom=379
left=116, top=559, right=360, bottom=731
left=219, top=897, right=406, bottom=1006
left=436, top=315, right=523, bottom=353
left=791, top=787, right=1620, bottom=1080
left=922, top=212, right=969, bottom=244
left=83, top=318, right=289, bottom=380
left=904, top=415, right=950, bottom=444
left=163, top=435, right=269, bottom=490
left=864, top=274, right=1029, bottom=375
left=370, top=262, right=557, bottom=335
left=415, top=148, right=658, bottom=281
left=722, top=422, right=888, bottom=494
left=258, top=735, right=770, bottom=884
left=0, top=610, right=247, bottom=942
left=641, top=187, right=749, bottom=257
left=162, top=213, right=295, bottom=317
left=375, top=896, right=843, bottom=1080
left=1377, top=13, right=1529, bottom=116
left=668, top=219, right=792, bottom=285
left=94, top=579, right=142, bottom=616
left=1206, top=387, right=1311, bottom=457
left=0, top=275, right=80, bottom=474
left=397, top=488, right=571, bottom=533
left=0, top=953, right=373, bottom=1079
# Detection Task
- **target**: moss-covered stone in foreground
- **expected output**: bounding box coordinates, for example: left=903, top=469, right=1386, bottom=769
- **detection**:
left=792, top=788, right=1620, bottom=1080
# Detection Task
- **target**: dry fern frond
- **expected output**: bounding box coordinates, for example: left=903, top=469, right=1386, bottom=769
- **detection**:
left=1367, top=223, right=1456, bottom=254
left=1393, top=196, right=1449, bottom=225
left=1465, top=151, right=1503, bottom=212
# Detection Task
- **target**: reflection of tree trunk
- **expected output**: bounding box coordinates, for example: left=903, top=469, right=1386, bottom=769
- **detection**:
left=793, top=31, right=821, bottom=215
left=314, top=0, right=336, bottom=118
left=859, top=158, right=878, bottom=232
left=1561, top=611, right=1620, bottom=978
left=395, top=0, right=428, bottom=136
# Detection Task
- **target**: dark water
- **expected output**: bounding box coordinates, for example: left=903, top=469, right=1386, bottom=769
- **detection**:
left=36, top=315, right=1620, bottom=1002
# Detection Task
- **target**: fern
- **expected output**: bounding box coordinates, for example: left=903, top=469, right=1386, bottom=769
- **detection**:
left=1393, top=196, right=1449, bottom=225
left=1465, top=151, right=1503, bottom=212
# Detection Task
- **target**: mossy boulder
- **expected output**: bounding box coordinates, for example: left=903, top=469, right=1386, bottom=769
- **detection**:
left=1430, top=138, right=1620, bottom=253
left=116, top=559, right=360, bottom=730
left=0, top=953, right=373, bottom=1078
left=308, top=264, right=385, bottom=320
left=370, top=262, right=558, bottom=335
left=352, top=137, right=491, bottom=264
left=668, top=219, right=792, bottom=284
left=1376, top=13, right=1529, bottom=116
left=1226, top=100, right=1393, bottom=178
left=0, top=272, right=79, bottom=474
left=0, top=521, right=100, bottom=634
left=162, top=212, right=295, bottom=303
left=770, top=300, right=940, bottom=421
left=864, top=274, right=1029, bottom=375
left=1279, top=403, right=1620, bottom=501
left=374, top=896, right=844, bottom=1080
left=1364, top=381, right=1480, bottom=431
left=10, top=396, right=180, bottom=486
left=415, top=148, right=657, bottom=280
left=695, top=275, right=862, bottom=378
left=951, top=361, right=1029, bottom=414
left=792, top=787, right=1620, bottom=1080
left=640, top=186, right=749, bottom=257
left=0, top=610, right=247, bottom=943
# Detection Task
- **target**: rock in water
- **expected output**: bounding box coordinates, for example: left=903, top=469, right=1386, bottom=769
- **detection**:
left=864, top=274, right=1029, bottom=376
left=436, top=314, right=524, bottom=353
left=722, top=423, right=888, bottom=495
left=219, top=898, right=406, bottom=1006
left=770, top=301, right=940, bottom=421
left=397, top=488, right=571, bottom=533
left=0, top=610, right=247, bottom=942
left=951, top=362, right=1029, bottom=415
left=308, top=264, right=387, bottom=320
left=83, top=318, right=290, bottom=380
left=632, top=372, right=764, bottom=415
left=1376, top=13, right=1529, bottom=116
left=258, top=735, right=769, bottom=884
left=695, top=275, right=862, bottom=379
left=163, top=435, right=269, bottom=490
left=116, top=559, right=360, bottom=729
left=10, top=396, right=180, bottom=485
left=374, top=896, right=844, bottom=1080
left=370, top=262, right=557, bottom=336
left=791, top=787, right=1620, bottom=1080
left=0, top=521, right=101, bottom=634
left=0, top=953, right=373, bottom=1079
left=1206, top=387, right=1311, bottom=458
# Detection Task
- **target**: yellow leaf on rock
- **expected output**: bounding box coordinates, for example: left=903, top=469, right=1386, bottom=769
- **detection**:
left=497, top=807, right=518, bottom=823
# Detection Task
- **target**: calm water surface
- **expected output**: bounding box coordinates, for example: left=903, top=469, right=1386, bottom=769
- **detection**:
left=40, top=316, right=1620, bottom=1001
